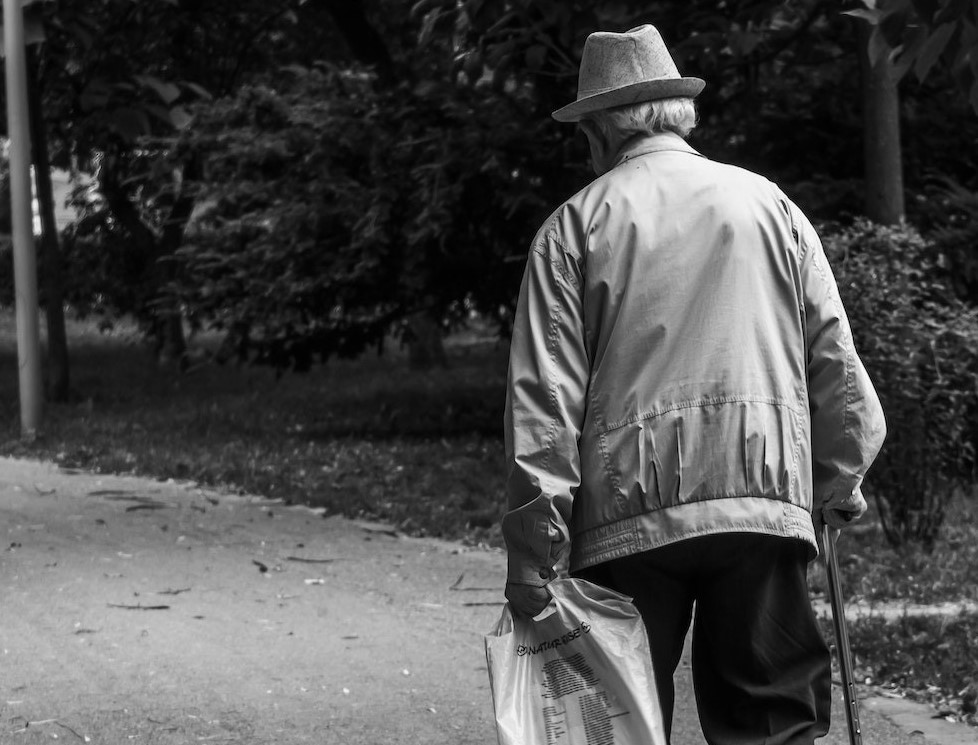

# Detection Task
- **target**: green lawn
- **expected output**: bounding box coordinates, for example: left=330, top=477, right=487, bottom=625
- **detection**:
left=1, top=312, right=975, bottom=725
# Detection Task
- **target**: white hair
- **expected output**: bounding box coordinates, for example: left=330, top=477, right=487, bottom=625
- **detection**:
left=585, top=97, right=698, bottom=145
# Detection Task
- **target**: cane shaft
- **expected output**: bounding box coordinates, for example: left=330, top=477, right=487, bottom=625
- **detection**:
left=823, top=525, right=863, bottom=745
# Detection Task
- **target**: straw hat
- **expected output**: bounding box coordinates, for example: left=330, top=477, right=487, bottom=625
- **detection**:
left=552, top=25, right=705, bottom=123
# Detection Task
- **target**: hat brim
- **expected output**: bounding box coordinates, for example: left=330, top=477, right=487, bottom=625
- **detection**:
left=551, top=77, right=705, bottom=122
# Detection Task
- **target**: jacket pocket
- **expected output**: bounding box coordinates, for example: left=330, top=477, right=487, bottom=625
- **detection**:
left=598, top=397, right=801, bottom=513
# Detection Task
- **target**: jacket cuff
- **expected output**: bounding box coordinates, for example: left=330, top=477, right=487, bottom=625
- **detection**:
left=507, top=552, right=555, bottom=587
left=501, top=494, right=570, bottom=585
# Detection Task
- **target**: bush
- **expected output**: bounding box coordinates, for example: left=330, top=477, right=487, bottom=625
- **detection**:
left=169, top=63, right=577, bottom=370
left=822, top=220, right=978, bottom=550
left=920, top=177, right=978, bottom=306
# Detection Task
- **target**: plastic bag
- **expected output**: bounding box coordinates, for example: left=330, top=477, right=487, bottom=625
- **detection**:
left=485, top=578, right=666, bottom=745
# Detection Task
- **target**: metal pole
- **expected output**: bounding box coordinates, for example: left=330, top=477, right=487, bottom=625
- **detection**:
left=823, top=524, right=863, bottom=745
left=3, top=0, right=43, bottom=438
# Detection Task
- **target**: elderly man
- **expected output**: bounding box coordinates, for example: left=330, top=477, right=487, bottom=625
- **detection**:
left=502, top=24, right=886, bottom=745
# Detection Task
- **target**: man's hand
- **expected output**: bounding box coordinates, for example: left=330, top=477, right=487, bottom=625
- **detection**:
left=822, top=506, right=859, bottom=529
left=505, top=581, right=552, bottom=618
left=820, top=485, right=868, bottom=531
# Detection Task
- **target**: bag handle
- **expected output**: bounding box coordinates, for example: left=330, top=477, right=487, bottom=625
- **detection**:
left=535, top=578, right=637, bottom=621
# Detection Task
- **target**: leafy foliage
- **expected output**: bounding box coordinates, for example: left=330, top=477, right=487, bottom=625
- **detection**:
left=160, top=0, right=978, bottom=370
left=917, top=177, right=978, bottom=304
left=168, top=64, right=566, bottom=368
left=427, top=0, right=978, bottom=216
left=823, top=219, right=978, bottom=549
left=0, top=0, right=320, bottom=356
left=850, top=0, right=978, bottom=113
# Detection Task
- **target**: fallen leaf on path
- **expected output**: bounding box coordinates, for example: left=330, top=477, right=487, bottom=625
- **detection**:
left=8, top=717, right=83, bottom=739
left=125, top=503, right=169, bottom=512
left=99, top=493, right=168, bottom=508
left=449, top=572, right=497, bottom=591
left=360, top=524, right=399, bottom=537
left=54, top=721, right=88, bottom=741
left=253, top=560, right=269, bottom=573
left=107, top=603, right=171, bottom=610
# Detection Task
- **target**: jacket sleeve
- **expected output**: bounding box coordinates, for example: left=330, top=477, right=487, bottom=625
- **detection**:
left=503, top=222, right=588, bottom=587
left=795, top=206, right=886, bottom=519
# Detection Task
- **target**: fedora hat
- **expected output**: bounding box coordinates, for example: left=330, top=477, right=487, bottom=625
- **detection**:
left=552, top=25, right=705, bottom=122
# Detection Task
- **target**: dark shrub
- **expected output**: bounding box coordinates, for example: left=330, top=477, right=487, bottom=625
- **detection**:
left=822, top=219, right=978, bottom=550
left=919, top=178, right=978, bottom=306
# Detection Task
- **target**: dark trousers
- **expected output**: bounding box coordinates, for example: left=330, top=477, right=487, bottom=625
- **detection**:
left=575, top=533, right=831, bottom=745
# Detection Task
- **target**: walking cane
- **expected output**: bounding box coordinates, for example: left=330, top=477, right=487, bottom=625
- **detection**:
left=823, top=523, right=862, bottom=745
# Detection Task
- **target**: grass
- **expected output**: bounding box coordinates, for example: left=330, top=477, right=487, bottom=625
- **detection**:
left=2, top=311, right=976, bottom=724
left=810, top=498, right=978, bottom=727
left=0, top=313, right=511, bottom=548
left=817, top=612, right=978, bottom=727
left=798, top=496, right=978, bottom=606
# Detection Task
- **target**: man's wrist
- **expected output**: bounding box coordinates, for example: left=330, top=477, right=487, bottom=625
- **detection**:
left=507, top=553, right=556, bottom=587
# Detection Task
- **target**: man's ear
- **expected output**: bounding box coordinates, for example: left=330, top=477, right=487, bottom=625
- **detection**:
left=578, top=118, right=613, bottom=176
left=578, top=118, right=602, bottom=150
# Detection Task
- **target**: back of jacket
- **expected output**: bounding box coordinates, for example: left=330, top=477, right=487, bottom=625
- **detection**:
left=503, top=133, right=885, bottom=584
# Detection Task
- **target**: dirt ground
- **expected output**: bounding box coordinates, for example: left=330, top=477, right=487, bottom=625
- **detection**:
left=0, top=457, right=966, bottom=745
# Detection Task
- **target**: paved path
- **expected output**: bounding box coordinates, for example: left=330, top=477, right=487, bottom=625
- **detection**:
left=0, top=457, right=971, bottom=744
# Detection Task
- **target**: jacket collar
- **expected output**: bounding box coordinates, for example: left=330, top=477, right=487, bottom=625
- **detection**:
left=612, top=131, right=703, bottom=169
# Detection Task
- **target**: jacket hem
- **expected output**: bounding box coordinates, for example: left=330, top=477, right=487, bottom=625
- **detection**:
left=568, top=497, right=817, bottom=572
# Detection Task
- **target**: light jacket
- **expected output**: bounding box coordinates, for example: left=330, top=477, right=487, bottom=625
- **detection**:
left=503, top=132, right=886, bottom=587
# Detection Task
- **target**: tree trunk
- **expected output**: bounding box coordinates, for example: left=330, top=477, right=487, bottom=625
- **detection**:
left=154, top=313, right=187, bottom=367
left=859, top=24, right=905, bottom=225
left=99, top=156, right=189, bottom=367
left=27, top=48, right=70, bottom=402
left=152, top=160, right=201, bottom=369
left=406, top=311, right=447, bottom=370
